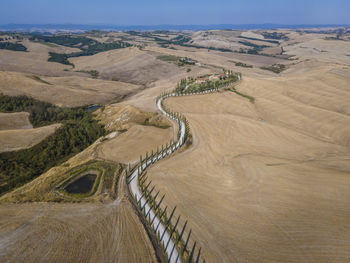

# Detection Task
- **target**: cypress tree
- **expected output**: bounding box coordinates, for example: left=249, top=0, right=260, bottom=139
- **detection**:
left=195, top=247, right=202, bottom=263
left=183, top=229, right=192, bottom=256
left=188, top=241, right=197, bottom=263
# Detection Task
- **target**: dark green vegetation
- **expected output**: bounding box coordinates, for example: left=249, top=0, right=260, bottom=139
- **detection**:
left=76, top=70, right=99, bottom=78
left=65, top=173, right=97, bottom=194
left=0, top=42, right=27, bottom=52
left=230, top=88, right=255, bottom=103
left=30, top=34, right=131, bottom=66
left=29, top=75, right=52, bottom=85
left=0, top=94, right=105, bottom=195
left=48, top=52, right=73, bottom=66
left=238, top=41, right=269, bottom=50
left=238, top=36, right=280, bottom=44
left=157, top=55, right=180, bottom=62
left=175, top=72, right=238, bottom=94
left=37, top=41, right=57, bottom=47
left=126, top=31, right=233, bottom=52
left=0, top=93, right=91, bottom=127
left=261, top=32, right=289, bottom=41
left=233, top=61, right=253, bottom=68
left=157, top=55, right=196, bottom=67
left=261, top=64, right=287, bottom=74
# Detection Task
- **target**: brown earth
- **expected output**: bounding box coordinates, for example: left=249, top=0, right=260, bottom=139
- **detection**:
left=145, top=62, right=350, bottom=262
left=0, top=40, right=80, bottom=76
left=95, top=124, right=174, bottom=164
left=0, top=71, right=141, bottom=107
left=0, top=123, right=61, bottom=153
left=0, top=110, right=61, bottom=153
left=0, top=112, right=32, bottom=130
left=0, top=175, right=157, bottom=263
left=1, top=29, right=350, bottom=263
left=94, top=104, right=175, bottom=164
left=71, top=47, right=185, bottom=85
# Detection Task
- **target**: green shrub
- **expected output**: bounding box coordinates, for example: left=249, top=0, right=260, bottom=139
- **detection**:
left=0, top=42, right=27, bottom=52
left=260, top=64, right=286, bottom=74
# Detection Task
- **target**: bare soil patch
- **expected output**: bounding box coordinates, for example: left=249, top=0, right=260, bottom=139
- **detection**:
left=0, top=71, right=140, bottom=107
left=0, top=112, right=32, bottom=130
left=0, top=123, right=61, bottom=153
left=146, top=66, right=350, bottom=262
left=0, top=176, right=157, bottom=263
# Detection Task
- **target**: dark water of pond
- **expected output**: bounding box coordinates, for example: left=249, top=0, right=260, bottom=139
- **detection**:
left=65, top=174, right=97, bottom=194
left=85, top=105, right=101, bottom=112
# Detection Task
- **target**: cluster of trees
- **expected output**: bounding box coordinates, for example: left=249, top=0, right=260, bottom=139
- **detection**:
left=238, top=36, right=280, bottom=44
left=0, top=42, right=27, bottom=52
left=30, top=34, right=131, bottom=66
left=175, top=72, right=238, bottom=94
left=238, top=40, right=269, bottom=50
left=0, top=94, right=105, bottom=195
left=48, top=52, right=73, bottom=66
left=261, top=32, right=289, bottom=41
left=29, top=35, right=96, bottom=48
left=0, top=93, right=87, bottom=127
left=76, top=70, right=99, bottom=79
left=126, top=31, right=233, bottom=52
left=260, top=64, right=286, bottom=74
left=157, top=55, right=197, bottom=67
left=234, top=61, right=253, bottom=68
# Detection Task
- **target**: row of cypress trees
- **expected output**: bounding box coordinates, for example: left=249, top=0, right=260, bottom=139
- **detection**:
left=126, top=73, right=241, bottom=263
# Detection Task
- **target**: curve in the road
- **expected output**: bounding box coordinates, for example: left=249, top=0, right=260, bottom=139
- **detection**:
left=128, top=73, right=241, bottom=263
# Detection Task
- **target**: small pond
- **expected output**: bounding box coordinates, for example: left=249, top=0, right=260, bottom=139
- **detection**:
left=65, top=173, right=97, bottom=194
left=85, top=105, right=101, bottom=112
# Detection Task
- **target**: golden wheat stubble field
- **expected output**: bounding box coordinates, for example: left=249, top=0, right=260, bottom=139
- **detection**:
left=0, top=104, right=176, bottom=262
left=0, top=112, right=62, bottom=152
left=0, top=177, right=158, bottom=263
left=145, top=60, right=350, bottom=262
left=1, top=29, right=350, bottom=262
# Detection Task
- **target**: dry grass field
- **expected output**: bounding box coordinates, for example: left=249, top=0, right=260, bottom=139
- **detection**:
left=0, top=71, right=141, bottom=107
left=0, top=105, right=173, bottom=262
left=0, top=177, right=157, bottom=263
left=0, top=112, right=32, bottom=130
left=0, top=112, right=61, bottom=152
left=145, top=60, right=350, bottom=262
left=0, top=40, right=79, bottom=76
left=94, top=104, right=175, bottom=163
left=71, top=47, right=185, bottom=85
left=1, top=28, right=350, bottom=263
left=0, top=123, right=61, bottom=153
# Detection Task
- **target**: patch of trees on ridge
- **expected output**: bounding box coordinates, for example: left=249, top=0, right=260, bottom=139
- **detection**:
left=29, top=34, right=132, bottom=66
left=126, top=31, right=234, bottom=52
left=0, top=93, right=105, bottom=195
left=0, top=42, right=27, bottom=52
left=261, top=32, right=289, bottom=41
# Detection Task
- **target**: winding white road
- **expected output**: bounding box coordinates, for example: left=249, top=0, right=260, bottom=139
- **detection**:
left=128, top=74, right=241, bottom=263
left=129, top=94, right=185, bottom=263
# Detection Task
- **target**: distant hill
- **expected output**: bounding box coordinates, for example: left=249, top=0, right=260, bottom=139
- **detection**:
left=0, top=23, right=349, bottom=33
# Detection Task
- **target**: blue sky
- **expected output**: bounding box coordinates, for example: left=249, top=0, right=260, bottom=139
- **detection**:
left=0, top=0, right=349, bottom=25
